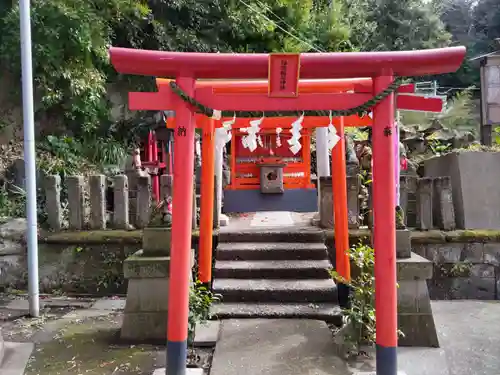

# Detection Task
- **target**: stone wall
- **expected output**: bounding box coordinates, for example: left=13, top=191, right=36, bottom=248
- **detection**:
left=0, top=223, right=204, bottom=295
left=42, top=173, right=200, bottom=231
left=327, top=229, right=500, bottom=300
left=319, top=174, right=456, bottom=231
left=412, top=231, right=500, bottom=300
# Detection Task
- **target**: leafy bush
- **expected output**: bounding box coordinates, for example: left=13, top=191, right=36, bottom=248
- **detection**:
left=331, top=242, right=403, bottom=353
left=188, top=281, right=221, bottom=344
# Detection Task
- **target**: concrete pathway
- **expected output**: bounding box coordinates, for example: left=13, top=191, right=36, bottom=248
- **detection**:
left=210, top=300, right=500, bottom=375
left=210, top=319, right=350, bottom=375
left=222, top=211, right=316, bottom=233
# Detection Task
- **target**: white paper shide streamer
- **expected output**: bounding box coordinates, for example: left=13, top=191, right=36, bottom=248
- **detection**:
left=276, top=127, right=282, bottom=147
left=288, top=113, right=304, bottom=155
left=327, top=111, right=340, bottom=150
left=218, top=113, right=235, bottom=150
left=241, top=116, right=264, bottom=152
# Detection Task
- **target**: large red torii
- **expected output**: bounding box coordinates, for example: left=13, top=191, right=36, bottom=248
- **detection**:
left=109, top=46, right=466, bottom=375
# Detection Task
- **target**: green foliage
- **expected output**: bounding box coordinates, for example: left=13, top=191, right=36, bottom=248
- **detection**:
left=0, top=0, right=150, bottom=136
left=37, top=135, right=129, bottom=176
left=400, top=88, right=477, bottom=133
left=331, top=243, right=403, bottom=351
left=360, top=0, right=451, bottom=51
left=331, top=243, right=376, bottom=349
left=0, top=184, right=26, bottom=218
left=188, top=281, right=221, bottom=344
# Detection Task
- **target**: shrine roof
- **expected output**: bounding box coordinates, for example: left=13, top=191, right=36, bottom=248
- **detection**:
left=110, top=47, right=466, bottom=79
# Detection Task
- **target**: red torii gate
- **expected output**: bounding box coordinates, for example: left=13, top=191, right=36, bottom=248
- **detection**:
left=109, top=46, right=465, bottom=375
left=148, top=77, right=445, bottom=285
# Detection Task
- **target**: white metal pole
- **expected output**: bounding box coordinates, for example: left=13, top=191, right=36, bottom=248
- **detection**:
left=20, top=0, right=40, bottom=317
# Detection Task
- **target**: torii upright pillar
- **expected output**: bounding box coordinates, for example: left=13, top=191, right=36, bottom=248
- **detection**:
left=372, top=73, right=398, bottom=374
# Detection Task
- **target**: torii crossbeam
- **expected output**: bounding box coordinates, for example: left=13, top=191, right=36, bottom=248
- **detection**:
left=109, top=46, right=466, bottom=375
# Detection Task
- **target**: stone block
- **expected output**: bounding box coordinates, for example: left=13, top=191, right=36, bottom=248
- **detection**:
left=416, top=177, right=434, bottom=230
left=121, top=249, right=194, bottom=342
left=113, top=175, right=129, bottom=229
left=397, top=253, right=433, bottom=281
left=396, top=254, right=439, bottom=347
left=124, top=255, right=170, bottom=279
left=67, top=176, right=85, bottom=230
left=462, top=243, right=484, bottom=262
left=398, top=314, right=439, bottom=347
left=347, top=175, right=360, bottom=229
left=411, top=244, right=426, bottom=258
left=136, top=175, right=152, bottom=229
left=121, top=311, right=167, bottom=341
left=396, top=229, right=411, bottom=259
left=424, top=151, right=500, bottom=229
left=259, top=164, right=285, bottom=194
left=121, top=253, right=170, bottom=341
left=89, top=175, right=106, bottom=229
left=483, top=242, right=500, bottom=265
left=160, top=174, right=173, bottom=202
left=397, top=279, right=433, bottom=314
left=124, top=278, right=170, bottom=312
left=430, top=276, right=496, bottom=300
left=319, top=176, right=333, bottom=228
left=194, top=320, right=221, bottom=347
left=426, top=243, right=464, bottom=263
left=142, top=227, right=171, bottom=256
left=44, top=175, right=62, bottom=231
left=433, top=176, right=456, bottom=230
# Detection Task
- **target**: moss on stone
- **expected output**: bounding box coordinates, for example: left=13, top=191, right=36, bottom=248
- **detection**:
left=41, top=229, right=203, bottom=245
left=445, top=230, right=500, bottom=243
left=325, top=229, right=500, bottom=244
left=410, top=230, right=447, bottom=244
left=24, top=315, right=162, bottom=375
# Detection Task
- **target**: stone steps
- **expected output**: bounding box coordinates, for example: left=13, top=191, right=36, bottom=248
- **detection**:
left=214, top=259, right=332, bottom=279
left=216, top=242, right=328, bottom=261
left=213, top=231, right=340, bottom=320
left=219, top=230, right=324, bottom=243
left=210, top=302, right=343, bottom=325
left=213, top=278, right=337, bottom=303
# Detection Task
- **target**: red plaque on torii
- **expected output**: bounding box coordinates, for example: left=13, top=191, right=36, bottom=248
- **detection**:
left=268, top=53, right=301, bottom=98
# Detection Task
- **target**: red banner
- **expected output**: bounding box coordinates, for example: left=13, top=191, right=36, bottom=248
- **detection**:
left=268, top=53, right=301, bottom=98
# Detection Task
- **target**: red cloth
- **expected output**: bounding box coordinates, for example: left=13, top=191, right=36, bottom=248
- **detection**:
left=401, top=158, right=408, bottom=170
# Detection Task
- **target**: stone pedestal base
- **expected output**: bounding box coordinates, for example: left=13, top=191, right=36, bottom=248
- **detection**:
left=396, top=229, right=411, bottom=259
left=121, top=252, right=170, bottom=341
left=397, top=253, right=439, bottom=347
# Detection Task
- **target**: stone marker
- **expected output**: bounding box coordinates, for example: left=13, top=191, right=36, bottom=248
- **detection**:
left=89, top=175, right=106, bottom=229
left=319, top=176, right=334, bottom=228
left=67, top=176, right=85, bottom=230
left=113, top=175, right=129, bottom=229
left=347, top=175, right=360, bottom=229
left=416, top=177, right=434, bottom=230
left=44, top=175, right=62, bottom=231
left=136, top=175, right=152, bottom=229
left=433, top=176, right=456, bottom=230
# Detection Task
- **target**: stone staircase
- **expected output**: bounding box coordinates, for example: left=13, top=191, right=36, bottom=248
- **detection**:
left=212, top=229, right=342, bottom=325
